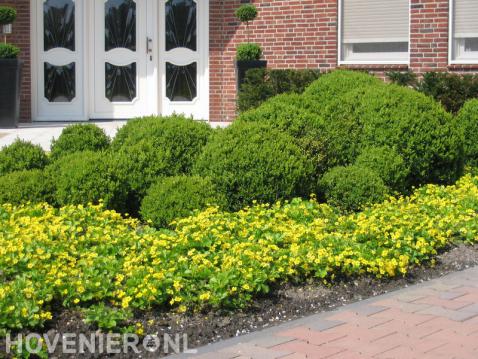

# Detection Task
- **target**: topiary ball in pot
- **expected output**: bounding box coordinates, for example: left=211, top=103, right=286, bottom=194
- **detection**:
left=48, top=151, right=127, bottom=211
left=0, top=6, right=16, bottom=25
left=193, top=121, right=314, bottom=211
left=0, top=169, right=55, bottom=205
left=355, top=146, right=410, bottom=193
left=50, top=124, right=110, bottom=160
left=0, top=139, right=49, bottom=176
left=456, top=99, right=478, bottom=167
left=0, top=43, right=20, bottom=59
left=323, top=84, right=464, bottom=187
left=234, top=4, right=258, bottom=23
left=320, top=165, right=389, bottom=213
left=236, top=43, right=262, bottom=61
left=140, top=175, right=225, bottom=229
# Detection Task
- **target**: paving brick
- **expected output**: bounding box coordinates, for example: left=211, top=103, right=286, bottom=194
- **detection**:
left=327, top=311, right=392, bottom=329
left=193, top=352, right=240, bottom=359
left=373, top=345, right=415, bottom=359
left=247, top=335, right=296, bottom=349
left=219, top=343, right=291, bottom=359
left=279, top=353, right=308, bottom=359
left=439, top=291, right=467, bottom=300
left=414, top=296, right=473, bottom=310
left=417, top=306, right=478, bottom=322
left=328, top=350, right=372, bottom=359
left=394, top=289, right=436, bottom=303
left=459, top=303, right=478, bottom=314
left=353, top=305, right=388, bottom=317
left=271, top=340, right=345, bottom=359
left=374, top=299, right=432, bottom=313
left=306, top=319, right=345, bottom=332
left=371, top=308, right=435, bottom=326
left=276, top=327, right=346, bottom=346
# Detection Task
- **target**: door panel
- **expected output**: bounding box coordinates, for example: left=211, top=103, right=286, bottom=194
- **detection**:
left=34, top=0, right=85, bottom=121
left=159, top=0, right=209, bottom=120
left=92, top=0, right=151, bottom=118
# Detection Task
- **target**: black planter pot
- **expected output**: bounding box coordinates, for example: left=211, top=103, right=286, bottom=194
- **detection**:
left=236, top=60, right=267, bottom=90
left=0, top=59, right=23, bottom=128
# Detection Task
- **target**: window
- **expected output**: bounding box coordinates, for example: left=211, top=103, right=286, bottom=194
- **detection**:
left=451, top=0, right=478, bottom=63
left=340, top=0, right=409, bottom=63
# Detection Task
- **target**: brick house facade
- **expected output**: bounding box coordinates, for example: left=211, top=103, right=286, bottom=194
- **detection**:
left=1, top=0, right=478, bottom=123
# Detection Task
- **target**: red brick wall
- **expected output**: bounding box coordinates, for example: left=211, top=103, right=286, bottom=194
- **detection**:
left=209, top=0, right=478, bottom=123
left=209, top=0, right=338, bottom=123
left=0, top=0, right=30, bottom=122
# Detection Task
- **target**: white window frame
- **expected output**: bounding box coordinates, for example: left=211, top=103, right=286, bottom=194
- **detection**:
left=338, top=0, right=411, bottom=65
left=449, top=0, right=478, bottom=65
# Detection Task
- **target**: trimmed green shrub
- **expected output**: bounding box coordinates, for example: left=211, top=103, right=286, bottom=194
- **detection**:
left=0, top=43, right=19, bottom=59
left=320, top=165, right=388, bottom=212
left=194, top=121, right=313, bottom=211
left=304, top=70, right=383, bottom=105
left=237, top=68, right=321, bottom=112
left=322, top=84, right=464, bottom=187
left=235, top=4, right=258, bottom=23
left=0, top=140, right=49, bottom=176
left=140, top=176, right=225, bottom=228
left=49, top=151, right=127, bottom=211
left=355, top=146, right=410, bottom=192
left=112, top=115, right=211, bottom=154
left=238, top=93, right=327, bottom=176
left=111, top=116, right=213, bottom=213
left=0, top=169, right=54, bottom=205
left=456, top=99, right=478, bottom=166
left=50, top=124, right=110, bottom=160
left=236, top=43, right=262, bottom=61
left=418, top=72, right=478, bottom=114
left=386, top=71, right=418, bottom=88
left=0, top=6, right=16, bottom=25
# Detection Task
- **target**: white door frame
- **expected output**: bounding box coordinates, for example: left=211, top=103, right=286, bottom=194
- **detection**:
left=31, top=0, right=209, bottom=122
left=158, top=0, right=209, bottom=120
left=31, top=0, right=87, bottom=122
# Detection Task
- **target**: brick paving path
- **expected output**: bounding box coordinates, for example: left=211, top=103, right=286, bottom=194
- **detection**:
left=172, top=266, right=478, bottom=359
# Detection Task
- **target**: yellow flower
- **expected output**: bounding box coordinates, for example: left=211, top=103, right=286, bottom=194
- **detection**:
left=199, top=292, right=211, bottom=301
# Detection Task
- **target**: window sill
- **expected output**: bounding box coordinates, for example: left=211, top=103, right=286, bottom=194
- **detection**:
left=338, top=63, right=409, bottom=70
left=448, top=63, right=478, bottom=70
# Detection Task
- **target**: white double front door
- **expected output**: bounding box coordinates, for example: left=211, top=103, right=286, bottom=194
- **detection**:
left=32, top=0, right=209, bottom=121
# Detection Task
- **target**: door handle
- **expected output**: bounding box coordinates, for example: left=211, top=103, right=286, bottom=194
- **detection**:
left=146, top=37, right=153, bottom=54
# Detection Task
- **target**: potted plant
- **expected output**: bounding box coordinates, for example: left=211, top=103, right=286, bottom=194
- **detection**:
left=234, top=4, right=267, bottom=89
left=0, top=6, right=22, bottom=128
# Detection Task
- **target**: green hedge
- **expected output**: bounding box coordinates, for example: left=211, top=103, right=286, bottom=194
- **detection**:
left=320, top=165, right=388, bottom=212
left=194, top=121, right=313, bottom=211
left=0, top=140, right=48, bottom=176
left=457, top=99, right=478, bottom=166
left=0, top=169, right=54, bottom=205
left=140, top=176, right=225, bottom=228
left=237, top=68, right=321, bottom=112
left=50, top=124, right=110, bottom=160
left=49, top=151, right=127, bottom=211
left=387, top=71, right=478, bottom=114
left=355, top=146, right=410, bottom=193
left=304, top=70, right=383, bottom=106
left=111, top=116, right=213, bottom=213
left=322, top=84, right=464, bottom=187
left=238, top=93, right=327, bottom=177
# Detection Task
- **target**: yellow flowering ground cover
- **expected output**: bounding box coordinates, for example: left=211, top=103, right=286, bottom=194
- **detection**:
left=1, top=175, right=478, bottom=334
